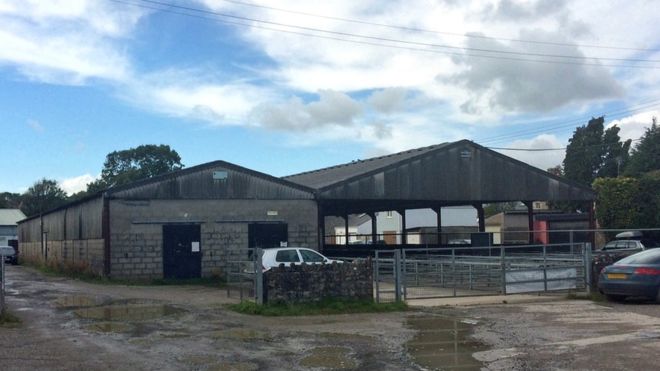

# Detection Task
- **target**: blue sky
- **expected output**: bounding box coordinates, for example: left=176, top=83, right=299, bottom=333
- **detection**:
left=1, top=0, right=659, bottom=194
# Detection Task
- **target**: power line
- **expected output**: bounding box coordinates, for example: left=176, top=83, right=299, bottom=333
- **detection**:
left=474, top=100, right=660, bottom=145
left=219, top=0, right=659, bottom=53
left=488, top=138, right=642, bottom=152
left=112, top=0, right=660, bottom=69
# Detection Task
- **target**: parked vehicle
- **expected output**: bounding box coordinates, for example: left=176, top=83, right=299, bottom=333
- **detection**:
left=598, top=248, right=660, bottom=302
left=600, top=233, right=659, bottom=252
left=261, top=247, right=342, bottom=270
left=1, top=244, right=18, bottom=265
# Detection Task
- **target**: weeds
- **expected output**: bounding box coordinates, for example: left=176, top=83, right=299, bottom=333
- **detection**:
left=228, top=298, right=408, bottom=316
left=0, top=310, right=21, bottom=326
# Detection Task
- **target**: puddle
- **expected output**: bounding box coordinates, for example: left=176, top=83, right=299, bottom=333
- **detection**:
left=211, top=328, right=273, bottom=342
left=74, top=304, right=185, bottom=321
left=406, top=316, right=485, bottom=370
left=86, top=322, right=133, bottom=333
left=55, top=295, right=107, bottom=309
left=299, top=346, right=358, bottom=369
left=179, top=355, right=259, bottom=371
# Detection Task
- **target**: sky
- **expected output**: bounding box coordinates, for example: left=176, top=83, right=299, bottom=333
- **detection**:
left=1, top=0, right=659, bottom=195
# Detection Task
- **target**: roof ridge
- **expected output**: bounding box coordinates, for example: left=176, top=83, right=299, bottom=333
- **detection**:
left=282, top=142, right=447, bottom=179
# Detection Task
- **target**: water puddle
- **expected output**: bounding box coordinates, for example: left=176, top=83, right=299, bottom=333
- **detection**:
left=86, top=322, right=133, bottom=333
left=211, top=328, right=273, bottom=342
left=299, top=346, right=358, bottom=369
left=406, top=316, right=485, bottom=370
left=55, top=295, right=107, bottom=309
left=74, top=304, right=185, bottom=321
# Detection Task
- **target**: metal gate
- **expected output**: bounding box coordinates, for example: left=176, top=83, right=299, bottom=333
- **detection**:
left=374, top=243, right=591, bottom=302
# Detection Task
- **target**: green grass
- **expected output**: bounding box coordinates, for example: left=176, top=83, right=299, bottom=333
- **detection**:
left=0, top=310, right=21, bottom=326
left=566, top=291, right=606, bottom=302
left=228, top=298, right=408, bottom=316
left=26, top=261, right=225, bottom=287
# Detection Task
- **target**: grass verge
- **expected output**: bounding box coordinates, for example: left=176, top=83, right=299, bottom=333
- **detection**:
left=0, top=310, right=21, bottom=326
left=25, top=261, right=224, bottom=287
left=566, top=291, right=606, bottom=302
left=228, top=298, right=408, bottom=316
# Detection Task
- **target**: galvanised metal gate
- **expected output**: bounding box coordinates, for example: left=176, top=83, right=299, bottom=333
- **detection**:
left=374, top=243, right=591, bottom=302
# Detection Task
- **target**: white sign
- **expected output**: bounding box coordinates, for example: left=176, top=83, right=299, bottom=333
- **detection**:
left=267, top=210, right=278, bottom=216
left=280, top=241, right=288, bottom=247
left=191, top=242, right=200, bottom=252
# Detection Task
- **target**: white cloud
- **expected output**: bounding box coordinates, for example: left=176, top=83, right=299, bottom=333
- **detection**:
left=0, top=0, right=143, bottom=84
left=606, top=110, right=659, bottom=142
left=368, top=88, right=408, bottom=114
left=251, top=90, right=362, bottom=130
left=26, top=119, right=44, bottom=133
left=497, top=134, right=565, bottom=170
left=59, top=173, right=98, bottom=195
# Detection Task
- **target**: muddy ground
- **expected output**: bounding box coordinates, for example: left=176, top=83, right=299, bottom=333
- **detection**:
left=1, top=265, right=659, bottom=370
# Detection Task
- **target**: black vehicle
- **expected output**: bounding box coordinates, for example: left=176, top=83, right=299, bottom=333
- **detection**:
left=598, top=249, right=660, bottom=302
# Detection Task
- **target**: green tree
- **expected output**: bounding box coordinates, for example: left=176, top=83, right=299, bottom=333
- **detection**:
left=624, top=117, right=660, bottom=176
left=0, top=192, right=22, bottom=209
left=21, top=178, right=68, bottom=217
left=89, top=144, right=184, bottom=191
left=563, top=117, right=630, bottom=185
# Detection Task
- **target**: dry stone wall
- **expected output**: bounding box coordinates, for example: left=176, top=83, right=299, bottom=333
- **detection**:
left=264, top=259, right=373, bottom=303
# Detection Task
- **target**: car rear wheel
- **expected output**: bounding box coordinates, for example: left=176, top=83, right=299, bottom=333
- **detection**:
left=656, top=288, right=660, bottom=304
left=605, top=294, right=627, bottom=302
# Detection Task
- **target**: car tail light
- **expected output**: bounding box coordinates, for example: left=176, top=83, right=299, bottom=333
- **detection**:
left=633, top=267, right=660, bottom=275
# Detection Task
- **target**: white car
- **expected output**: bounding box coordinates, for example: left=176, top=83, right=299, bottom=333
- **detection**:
left=261, top=247, right=341, bottom=270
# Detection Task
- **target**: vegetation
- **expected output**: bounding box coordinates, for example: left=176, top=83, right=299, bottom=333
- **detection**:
left=24, top=258, right=224, bottom=287
left=86, top=144, right=184, bottom=192
left=228, top=298, right=408, bottom=316
left=563, top=116, right=631, bottom=186
left=20, top=178, right=68, bottom=217
left=0, top=310, right=21, bottom=326
left=624, top=118, right=660, bottom=176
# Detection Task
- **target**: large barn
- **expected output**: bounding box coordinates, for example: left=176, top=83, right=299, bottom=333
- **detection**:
left=18, top=140, right=595, bottom=279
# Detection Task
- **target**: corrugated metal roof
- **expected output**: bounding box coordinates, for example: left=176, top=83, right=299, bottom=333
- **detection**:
left=283, top=142, right=451, bottom=189
left=0, top=209, right=26, bottom=225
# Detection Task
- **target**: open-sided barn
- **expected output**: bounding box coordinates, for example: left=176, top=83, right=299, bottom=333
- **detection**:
left=18, top=140, right=595, bottom=279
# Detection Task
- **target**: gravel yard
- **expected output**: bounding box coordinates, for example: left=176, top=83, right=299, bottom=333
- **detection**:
left=1, top=265, right=659, bottom=370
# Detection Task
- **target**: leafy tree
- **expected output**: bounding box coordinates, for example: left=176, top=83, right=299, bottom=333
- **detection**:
left=89, top=144, right=184, bottom=191
left=21, top=178, right=68, bottom=217
left=0, top=192, right=22, bottom=209
left=563, top=117, right=630, bottom=186
left=624, top=117, right=660, bottom=176
left=593, top=173, right=660, bottom=233
left=546, top=165, right=563, bottom=177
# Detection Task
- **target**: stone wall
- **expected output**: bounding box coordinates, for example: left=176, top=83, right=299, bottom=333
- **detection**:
left=109, top=199, right=318, bottom=279
left=264, top=259, right=373, bottom=303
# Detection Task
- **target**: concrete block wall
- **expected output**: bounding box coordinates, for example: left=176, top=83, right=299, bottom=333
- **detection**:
left=109, top=199, right=318, bottom=279
left=264, top=259, right=373, bottom=303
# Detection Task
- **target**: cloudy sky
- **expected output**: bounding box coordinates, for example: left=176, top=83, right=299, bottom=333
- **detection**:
left=1, top=0, right=659, bottom=194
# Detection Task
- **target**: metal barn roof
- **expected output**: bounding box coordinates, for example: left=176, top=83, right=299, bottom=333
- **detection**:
left=0, top=209, right=26, bottom=226
left=284, top=140, right=595, bottom=209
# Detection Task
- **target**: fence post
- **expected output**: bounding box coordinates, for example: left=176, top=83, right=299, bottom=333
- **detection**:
left=1, top=258, right=5, bottom=314
left=500, top=246, right=507, bottom=295
left=400, top=249, right=408, bottom=300
left=255, top=248, right=264, bottom=305
left=584, top=243, right=592, bottom=295
left=542, top=244, right=548, bottom=292
left=569, top=230, right=574, bottom=255
left=394, top=249, right=402, bottom=302
left=375, top=251, right=380, bottom=303
left=452, top=248, right=457, bottom=297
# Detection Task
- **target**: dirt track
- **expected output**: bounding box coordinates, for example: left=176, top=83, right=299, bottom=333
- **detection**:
left=1, top=265, right=659, bottom=370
